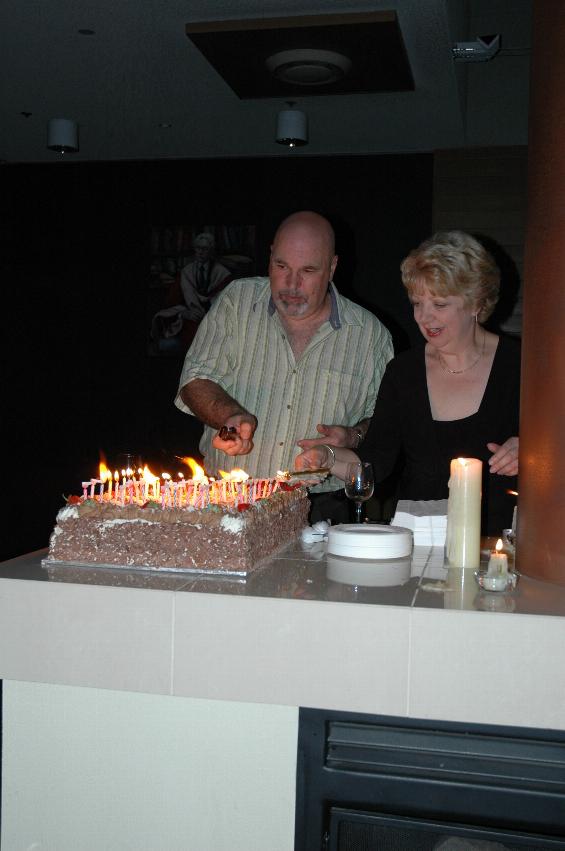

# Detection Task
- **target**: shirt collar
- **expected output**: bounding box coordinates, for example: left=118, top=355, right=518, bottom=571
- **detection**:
left=264, top=281, right=342, bottom=329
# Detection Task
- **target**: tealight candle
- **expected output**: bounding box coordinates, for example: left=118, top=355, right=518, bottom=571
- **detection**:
left=446, top=457, right=482, bottom=568
left=482, top=574, right=510, bottom=591
left=487, top=538, right=508, bottom=576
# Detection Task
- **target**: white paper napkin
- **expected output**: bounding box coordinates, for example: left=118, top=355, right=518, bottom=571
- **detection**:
left=392, top=499, right=448, bottom=546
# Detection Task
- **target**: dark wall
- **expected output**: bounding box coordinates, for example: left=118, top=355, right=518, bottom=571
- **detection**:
left=2, top=154, right=432, bottom=560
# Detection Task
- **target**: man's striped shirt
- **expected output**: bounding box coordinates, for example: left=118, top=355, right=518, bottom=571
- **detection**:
left=175, top=277, right=393, bottom=491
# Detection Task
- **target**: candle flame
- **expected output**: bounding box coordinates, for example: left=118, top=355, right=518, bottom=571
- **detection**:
left=114, top=471, right=119, bottom=481
left=507, top=490, right=519, bottom=496
left=178, top=456, right=207, bottom=480
left=99, top=462, right=111, bottom=482
left=218, top=468, right=249, bottom=481
left=140, top=465, right=159, bottom=484
left=495, top=538, right=503, bottom=552
left=162, top=472, right=171, bottom=481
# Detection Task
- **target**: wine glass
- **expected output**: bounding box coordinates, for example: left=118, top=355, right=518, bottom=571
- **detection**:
left=344, top=461, right=374, bottom=524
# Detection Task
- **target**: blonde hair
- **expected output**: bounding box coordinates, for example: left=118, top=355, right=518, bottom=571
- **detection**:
left=400, top=231, right=500, bottom=322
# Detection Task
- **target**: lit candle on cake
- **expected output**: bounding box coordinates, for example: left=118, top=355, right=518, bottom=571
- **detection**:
left=446, top=457, right=482, bottom=568
left=162, top=473, right=171, bottom=508
left=99, top=463, right=111, bottom=501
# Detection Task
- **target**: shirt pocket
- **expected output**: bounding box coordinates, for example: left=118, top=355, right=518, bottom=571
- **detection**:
left=315, top=367, right=368, bottom=423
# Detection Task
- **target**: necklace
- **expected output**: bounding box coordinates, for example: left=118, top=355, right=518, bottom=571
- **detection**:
left=437, top=330, right=486, bottom=375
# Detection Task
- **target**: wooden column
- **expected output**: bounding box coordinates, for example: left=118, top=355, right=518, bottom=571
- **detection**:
left=518, top=1, right=565, bottom=582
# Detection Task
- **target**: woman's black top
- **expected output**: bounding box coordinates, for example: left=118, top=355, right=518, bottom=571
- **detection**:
left=357, top=335, right=520, bottom=534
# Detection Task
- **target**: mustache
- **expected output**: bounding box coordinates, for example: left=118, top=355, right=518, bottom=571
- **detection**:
left=279, top=290, right=306, bottom=299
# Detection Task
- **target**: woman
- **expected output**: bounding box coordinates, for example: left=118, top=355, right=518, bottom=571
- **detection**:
left=295, top=231, right=520, bottom=534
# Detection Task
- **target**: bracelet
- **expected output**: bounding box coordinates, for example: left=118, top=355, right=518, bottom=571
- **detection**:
left=353, top=428, right=364, bottom=448
left=320, top=444, right=336, bottom=470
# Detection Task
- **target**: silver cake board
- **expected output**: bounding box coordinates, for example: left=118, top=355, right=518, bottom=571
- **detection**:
left=41, top=557, right=250, bottom=578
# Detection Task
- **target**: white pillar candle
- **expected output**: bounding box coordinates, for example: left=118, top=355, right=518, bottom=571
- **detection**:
left=511, top=505, right=518, bottom=536
left=446, top=457, right=482, bottom=568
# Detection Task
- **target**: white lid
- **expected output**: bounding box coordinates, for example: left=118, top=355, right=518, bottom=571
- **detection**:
left=327, top=524, right=413, bottom=559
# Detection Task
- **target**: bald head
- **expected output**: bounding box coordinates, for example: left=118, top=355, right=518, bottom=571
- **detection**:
left=273, top=211, right=335, bottom=257
left=269, top=211, right=338, bottom=321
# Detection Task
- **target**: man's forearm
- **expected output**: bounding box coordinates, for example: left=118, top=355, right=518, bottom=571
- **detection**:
left=180, top=379, right=252, bottom=429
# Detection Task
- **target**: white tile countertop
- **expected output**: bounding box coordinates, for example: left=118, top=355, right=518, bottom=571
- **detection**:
left=1, top=542, right=565, bottom=730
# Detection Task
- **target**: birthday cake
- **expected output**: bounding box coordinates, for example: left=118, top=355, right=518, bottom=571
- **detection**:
left=46, top=468, right=312, bottom=575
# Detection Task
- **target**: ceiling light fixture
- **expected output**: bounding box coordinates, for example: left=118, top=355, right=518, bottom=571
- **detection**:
left=276, top=102, right=308, bottom=148
left=266, top=49, right=351, bottom=86
left=47, top=118, right=79, bottom=154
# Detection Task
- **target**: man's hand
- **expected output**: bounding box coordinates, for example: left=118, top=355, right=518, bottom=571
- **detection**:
left=212, top=413, right=257, bottom=457
left=294, top=445, right=330, bottom=471
left=487, top=437, right=519, bottom=476
left=297, top=423, right=359, bottom=451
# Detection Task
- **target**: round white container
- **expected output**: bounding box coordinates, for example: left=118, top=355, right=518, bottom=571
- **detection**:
left=327, top=524, right=413, bottom=559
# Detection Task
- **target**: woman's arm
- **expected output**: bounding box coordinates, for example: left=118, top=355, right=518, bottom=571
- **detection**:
left=293, top=444, right=360, bottom=481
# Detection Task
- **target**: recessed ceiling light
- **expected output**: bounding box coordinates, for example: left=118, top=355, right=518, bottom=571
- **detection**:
left=266, top=49, right=352, bottom=86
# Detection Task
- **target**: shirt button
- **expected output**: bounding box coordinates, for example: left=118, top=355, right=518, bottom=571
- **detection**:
left=292, top=369, right=297, bottom=374
left=282, top=335, right=286, bottom=340
left=287, top=404, right=291, bottom=409
left=279, top=442, right=284, bottom=446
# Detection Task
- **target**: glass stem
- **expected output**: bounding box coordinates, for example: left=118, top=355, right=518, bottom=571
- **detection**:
left=355, top=501, right=362, bottom=523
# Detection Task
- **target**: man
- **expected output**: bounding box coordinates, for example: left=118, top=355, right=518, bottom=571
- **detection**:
left=175, top=211, right=393, bottom=521
left=180, top=232, right=232, bottom=321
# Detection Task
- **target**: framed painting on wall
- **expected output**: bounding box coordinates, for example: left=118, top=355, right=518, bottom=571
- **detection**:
left=148, top=224, right=257, bottom=356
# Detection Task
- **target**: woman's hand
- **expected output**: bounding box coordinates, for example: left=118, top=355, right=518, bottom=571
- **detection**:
left=487, top=437, right=519, bottom=476
left=294, top=445, right=331, bottom=471
left=297, top=423, right=361, bottom=450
